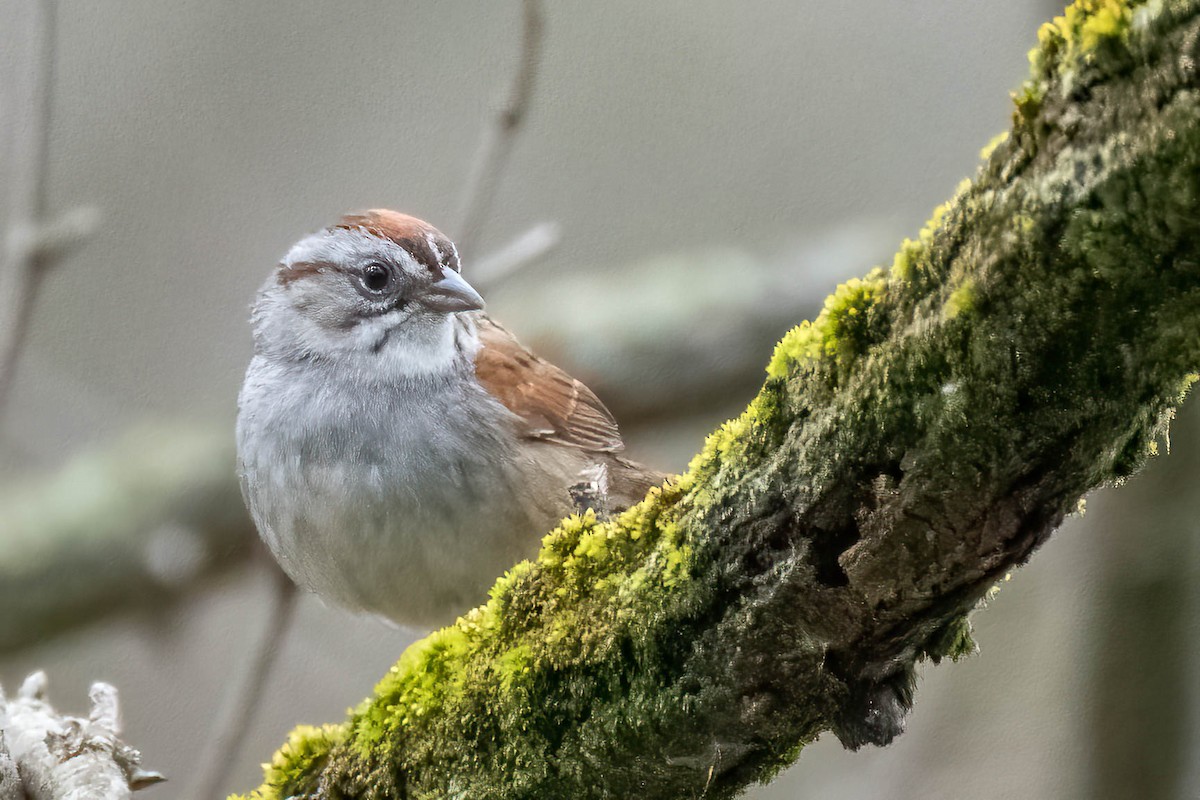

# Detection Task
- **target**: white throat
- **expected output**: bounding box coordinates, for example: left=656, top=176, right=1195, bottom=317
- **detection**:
left=368, top=311, right=479, bottom=379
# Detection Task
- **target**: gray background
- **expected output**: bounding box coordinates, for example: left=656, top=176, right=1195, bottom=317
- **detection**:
left=4, top=1, right=1198, bottom=798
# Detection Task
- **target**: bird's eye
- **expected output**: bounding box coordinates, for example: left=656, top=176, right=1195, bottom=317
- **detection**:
left=362, top=262, right=391, bottom=293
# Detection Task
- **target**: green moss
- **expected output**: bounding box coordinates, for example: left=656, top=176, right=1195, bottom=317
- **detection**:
left=922, top=615, right=978, bottom=664
left=495, top=644, right=534, bottom=691
left=1033, top=0, right=1138, bottom=76
left=888, top=193, right=962, bottom=285
left=766, top=269, right=887, bottom=378
left=943, top=279, right=977, bottom=320
left=1015, top=0, right=1145, bottom=130
left=234, top=724, right=348, bottom=800
left=1067, top=0, right=1135, bottom=54
left=979, top=131, right=1010, bottom=161
left=1179, top=372, right=1199, bottom=401
left=1012, top=79, right=1047, bottom=124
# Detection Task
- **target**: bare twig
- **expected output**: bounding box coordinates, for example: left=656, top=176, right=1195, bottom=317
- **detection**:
left=0, top=0, right=98, bottom=418
left=470, top=221, right=560, bottom=288
left=452, top=0, right=545, bottom=256
left=0, top=0, right=56, bottom=416
left=185, top=562, right=298, bottom=800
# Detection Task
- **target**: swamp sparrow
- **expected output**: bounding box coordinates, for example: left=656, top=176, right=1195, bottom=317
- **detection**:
left=236, top=210, right=663, bottom=627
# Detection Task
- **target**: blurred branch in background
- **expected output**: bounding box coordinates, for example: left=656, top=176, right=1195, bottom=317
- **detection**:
left=183, top=566, right=297, bottom=800
left=452, top=0, right=545, bottom=255
left=0, top=0, right=98, bottom=415
left=0, top=425, right=253, bottom=653
left=470, top=221, right=562, bottom=287
left=1085, top=400, right=1200, bottom=799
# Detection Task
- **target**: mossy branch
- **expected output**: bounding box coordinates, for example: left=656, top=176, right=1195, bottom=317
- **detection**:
left=239, top=1, right=1200, bottom=797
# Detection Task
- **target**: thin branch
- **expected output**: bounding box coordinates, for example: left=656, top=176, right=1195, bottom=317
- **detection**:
left=470, top=221, right=560, bottom=288
left=0, top=0, right=98, bottom=418
left=0, top=0, right=56, bottom=415
left=452, top=0, right=545, bottom=256
left=185, top=563, right=298, bottom=800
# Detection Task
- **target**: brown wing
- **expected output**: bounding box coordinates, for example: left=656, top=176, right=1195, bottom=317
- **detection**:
left=474, top=316, right=624, bottom=454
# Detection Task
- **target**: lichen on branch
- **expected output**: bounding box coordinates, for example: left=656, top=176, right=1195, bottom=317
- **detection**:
left=237, top=1, right=1200, bottom=797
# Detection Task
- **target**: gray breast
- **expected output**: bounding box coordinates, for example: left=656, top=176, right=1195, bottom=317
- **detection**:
left=237, top=357, right=566, bottom=627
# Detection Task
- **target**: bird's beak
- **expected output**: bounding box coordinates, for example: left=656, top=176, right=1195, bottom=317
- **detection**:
left=422, top=270, right=485, bottom=313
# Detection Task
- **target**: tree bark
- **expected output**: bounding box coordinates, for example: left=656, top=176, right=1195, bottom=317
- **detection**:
left=0, top=672, right=163, bottom=799
left=230, top=1, right=1200, bottom=797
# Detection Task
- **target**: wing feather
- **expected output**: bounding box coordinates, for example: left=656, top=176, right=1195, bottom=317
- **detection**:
left=473, top=317, right=624, bottom=454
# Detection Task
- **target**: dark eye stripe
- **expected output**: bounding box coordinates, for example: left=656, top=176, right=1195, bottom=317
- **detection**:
left=277, top=260, right=327, bottom=285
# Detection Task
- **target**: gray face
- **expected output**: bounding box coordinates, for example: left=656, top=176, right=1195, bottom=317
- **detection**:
left=251, top=224, right=483, bottom=371
left=280, top=228, right=440, bottom=331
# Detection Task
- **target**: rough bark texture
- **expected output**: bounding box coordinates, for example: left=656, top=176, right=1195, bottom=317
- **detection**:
left=0, top=734, right=19, bottom=800
left=237, top=1, right=1200, bottom=797
left=0, top=672, right=163, bottom=799
left=0, top=425, right=253, bottom=653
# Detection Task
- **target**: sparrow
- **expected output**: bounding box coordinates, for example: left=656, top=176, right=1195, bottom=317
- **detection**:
left=236, top=210, right=663, bottom=628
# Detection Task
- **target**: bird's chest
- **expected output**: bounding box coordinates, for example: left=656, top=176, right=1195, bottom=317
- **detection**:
left=239, top=364, right=548, bottom=622
left=256, top=370, right=517, bottom=525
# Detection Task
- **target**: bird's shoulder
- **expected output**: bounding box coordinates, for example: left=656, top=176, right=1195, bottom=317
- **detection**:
left=472, top=315, right=624, bottom=454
